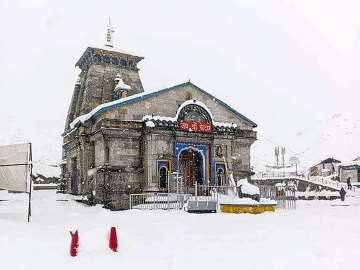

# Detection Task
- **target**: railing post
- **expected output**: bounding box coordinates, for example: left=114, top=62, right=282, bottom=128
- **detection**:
left=167, top=192, right=169, bottom=210
left=195, top=182, right=198, bottom=208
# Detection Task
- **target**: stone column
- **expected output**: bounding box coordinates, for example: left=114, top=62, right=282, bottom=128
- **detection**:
left=143, top=132, right=158, bottom=191
left=225, top=142, right=233, bottom=172
left=103, top=134, right=110, bottom=165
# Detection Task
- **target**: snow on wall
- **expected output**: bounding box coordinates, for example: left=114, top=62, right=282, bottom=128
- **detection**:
left=145, top=121, right=155, bottom=128
left=114, top=77, right=131, bottom=90
left=213, top=122, right=237, bottom=128
left=237, top=178, right=260, bottom=195
left=143, top=115, right=176, bottom=122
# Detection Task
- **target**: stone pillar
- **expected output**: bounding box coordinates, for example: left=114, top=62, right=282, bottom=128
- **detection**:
left=143, top=132, right=158, bottom=191
left=225, top=142, right=233, bottom=173
left=103, top=134, right=110, bottom=165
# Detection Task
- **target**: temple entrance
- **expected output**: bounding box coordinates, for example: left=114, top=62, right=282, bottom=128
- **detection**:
left=179, top=148, right=203, bottom=187
left=159, top=166, right=168, bottom=189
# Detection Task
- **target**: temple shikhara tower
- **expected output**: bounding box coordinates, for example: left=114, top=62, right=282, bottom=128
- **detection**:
left=61, top=23, right=257, bottom=209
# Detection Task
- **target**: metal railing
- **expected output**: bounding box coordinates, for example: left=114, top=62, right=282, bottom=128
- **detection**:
left=276, top=190, right=296, bottom=209
left=130, top=183, right=281, bottom=211
left=254, top=172, right=302, bottom=179
left=254, top=173, right=357, bottom=192
left=259, top=185, right=296, bottom=209
left=129, top=193, right=188, bottom=210
left=129, top=184, right=236, bottom=210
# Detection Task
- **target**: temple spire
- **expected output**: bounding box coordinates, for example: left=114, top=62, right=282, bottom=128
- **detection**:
left=105, top=18, right=115, bottom=48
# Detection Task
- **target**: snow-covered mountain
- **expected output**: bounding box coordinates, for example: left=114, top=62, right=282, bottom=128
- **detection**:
left=252, top=112, right=360, bottom=172
left=293, top=112, right=360, bottom=165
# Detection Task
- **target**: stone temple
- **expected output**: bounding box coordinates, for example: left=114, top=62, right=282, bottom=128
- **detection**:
left=61, top=26, right=257, bottom=209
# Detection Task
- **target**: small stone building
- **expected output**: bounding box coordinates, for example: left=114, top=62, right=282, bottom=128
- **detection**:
left=61, top=34, right=257, bottom=209
left=338, top=161, right=360, bottom=183
left=309, top=158, right=341, bottom=177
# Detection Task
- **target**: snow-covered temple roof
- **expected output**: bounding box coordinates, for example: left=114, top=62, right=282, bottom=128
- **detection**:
left=69, top=81, right=257, bottom=130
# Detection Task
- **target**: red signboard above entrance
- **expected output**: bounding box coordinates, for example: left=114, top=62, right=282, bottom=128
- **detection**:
left=179, top=121, right=212, bottom=133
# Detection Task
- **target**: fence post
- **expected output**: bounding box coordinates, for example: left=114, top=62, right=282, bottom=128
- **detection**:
left=195, top=182, right=199, bottom=208
left=167, top=193, right=169, bottom=210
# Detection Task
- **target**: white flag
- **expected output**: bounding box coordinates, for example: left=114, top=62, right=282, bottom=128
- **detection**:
left=0, top=143, right=31, bottom=192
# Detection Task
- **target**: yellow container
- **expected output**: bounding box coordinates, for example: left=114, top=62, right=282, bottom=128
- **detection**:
left=220, top=204, right=275, bottom=214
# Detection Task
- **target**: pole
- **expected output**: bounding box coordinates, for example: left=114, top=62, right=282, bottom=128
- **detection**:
left=167, top=172, right=170, bottom=210
left=27, top=143, right=33, bottom=223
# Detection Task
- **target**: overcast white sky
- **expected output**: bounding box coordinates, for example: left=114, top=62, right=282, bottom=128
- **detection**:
left=1, top=0, right=359, bottom=171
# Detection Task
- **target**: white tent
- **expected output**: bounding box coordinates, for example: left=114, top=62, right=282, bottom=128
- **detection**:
left=0, top=143, right=32, bottom=221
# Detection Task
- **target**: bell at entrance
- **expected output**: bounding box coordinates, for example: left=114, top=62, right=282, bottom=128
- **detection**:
left=179, top=149, right=202, bottom=187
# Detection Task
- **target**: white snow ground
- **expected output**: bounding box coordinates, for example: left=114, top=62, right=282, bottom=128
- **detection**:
left=1, top=190, right=360, bottom=270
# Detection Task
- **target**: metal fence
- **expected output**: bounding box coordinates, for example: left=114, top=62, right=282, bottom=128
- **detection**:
left=259, top=185, right=296, bottom=209
left=254, top=173, right=357, bottom=193
left=276, top=190, right=296, bottom=209
left=129, top=184, right=233, bottom=210
left=130, top=183, right=296, bottom=211
left=129, top=193, right=187, bottom=210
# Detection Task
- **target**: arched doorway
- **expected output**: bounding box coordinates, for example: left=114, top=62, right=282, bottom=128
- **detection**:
left=179, top=148, right=203, bottom=187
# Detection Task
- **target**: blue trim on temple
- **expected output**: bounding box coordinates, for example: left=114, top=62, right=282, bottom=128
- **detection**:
left=80, top=82, right=257, bottom=128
